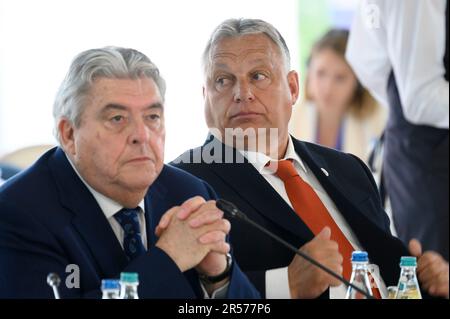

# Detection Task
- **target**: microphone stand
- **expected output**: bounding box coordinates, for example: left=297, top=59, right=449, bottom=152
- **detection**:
left=216, top=199, right=374, bottom=299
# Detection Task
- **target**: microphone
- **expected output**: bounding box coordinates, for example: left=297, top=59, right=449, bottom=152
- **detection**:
left=216, top=199, right=374, bottom=299
left=47, top=273, right=61, bottom=299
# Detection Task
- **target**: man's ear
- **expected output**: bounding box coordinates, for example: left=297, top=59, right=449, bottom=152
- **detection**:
left=287, top=70, right=300, bottom=105
left=58, top=118, right=76, bottom=156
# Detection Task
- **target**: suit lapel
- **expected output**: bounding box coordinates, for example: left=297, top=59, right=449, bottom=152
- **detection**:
left=203, top=137, right=405, bottom=284
left=292, top=139, right=390, bottom=250
left=144, top=166, right=169, bottom=247
left=206, top=137, right=387, bottom=248
left=294, top=141, right=408, bottom=284
left=293, top=139, right=369, bottom=205
left=49, top=148, right=128, bottom=277
left=205, top=139, right=314, bottom=241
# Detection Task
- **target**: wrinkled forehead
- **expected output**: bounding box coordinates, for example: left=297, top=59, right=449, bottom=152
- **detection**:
left=206, top=34, right=285, bottom=73
left=89, top=76, right=162, bottom=98
left=83, top=76, right=164, bottom=113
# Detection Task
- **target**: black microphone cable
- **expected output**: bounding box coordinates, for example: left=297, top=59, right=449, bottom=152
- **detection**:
left=216, top=199, right=374, bottom=299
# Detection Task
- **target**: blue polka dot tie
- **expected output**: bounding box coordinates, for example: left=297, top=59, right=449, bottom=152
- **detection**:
left=114, top=208, right=146, bottom=261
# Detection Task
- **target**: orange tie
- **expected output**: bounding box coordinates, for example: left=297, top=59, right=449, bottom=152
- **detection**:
left=271, top=160, right=381, bottom=298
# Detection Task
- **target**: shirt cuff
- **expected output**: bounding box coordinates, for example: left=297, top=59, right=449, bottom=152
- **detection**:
left=200, top=281, right=230, bottom=299
left=265, top=267, right=292, bottom=299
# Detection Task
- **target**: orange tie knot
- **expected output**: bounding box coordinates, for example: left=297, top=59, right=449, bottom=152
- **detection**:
left=272, top=159, right=299, bottom=180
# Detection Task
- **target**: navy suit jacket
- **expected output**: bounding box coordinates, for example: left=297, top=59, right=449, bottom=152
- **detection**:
left=172, top=136, right=414, bottom=298
left=0, top=147, right=259, bottom=299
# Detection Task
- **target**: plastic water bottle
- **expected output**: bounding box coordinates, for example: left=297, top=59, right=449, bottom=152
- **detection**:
left=101, top=279, right=120, bottom=299
left=345, top=251, right=373, bottom=299
left=395, top=257, right=422, bottom=299
left=119, top=272, right=139, bottom=299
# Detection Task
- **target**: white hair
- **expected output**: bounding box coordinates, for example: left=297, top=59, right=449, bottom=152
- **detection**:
left=202, top=18, right=291, bottom=74
left=53, top=46, right=165, bottom=143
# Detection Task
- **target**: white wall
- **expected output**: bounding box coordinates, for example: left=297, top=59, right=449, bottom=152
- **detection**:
left=0, top=0, right=299, bottom=162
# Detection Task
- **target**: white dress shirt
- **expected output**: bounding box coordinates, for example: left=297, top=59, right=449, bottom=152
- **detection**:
left=346, top=0, right=449, bottom=129
left=240, top=137, right=387, bottom=299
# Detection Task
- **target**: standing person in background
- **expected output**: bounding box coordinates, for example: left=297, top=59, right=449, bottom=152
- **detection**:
left=290, top=29, right=386, bottom=164
left=347, top=0, right=449, bottom=260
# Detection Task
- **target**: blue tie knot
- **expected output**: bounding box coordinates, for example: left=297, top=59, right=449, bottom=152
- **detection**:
left=114, top=207, right=145, bottom=260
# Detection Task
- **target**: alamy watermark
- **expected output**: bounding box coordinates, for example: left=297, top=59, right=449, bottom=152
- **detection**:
left=65, top=264, right=80, bottom=289
left=173, top=127, right=281, bottom=169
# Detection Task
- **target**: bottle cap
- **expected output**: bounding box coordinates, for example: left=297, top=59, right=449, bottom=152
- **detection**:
left=351, top=251, right=369, bottom=262
left=101, top=279, right=120, bottom=290
left=400, top=256, right=417, bottom=267
left=120, top=272, right=139, bottom=283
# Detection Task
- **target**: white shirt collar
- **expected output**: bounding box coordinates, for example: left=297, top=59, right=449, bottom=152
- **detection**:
left=239, top=136, right=307, bottom=174
left=64, top=153, right=145, bottom=219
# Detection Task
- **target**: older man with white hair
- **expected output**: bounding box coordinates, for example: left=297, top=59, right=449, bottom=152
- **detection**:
left=0, top=46, right=259, bottom=299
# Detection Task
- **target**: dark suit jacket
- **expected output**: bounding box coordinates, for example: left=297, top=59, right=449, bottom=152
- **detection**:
left=172, top=136, right=412, bottom=298
left=0, top=147, right=259, bottom=299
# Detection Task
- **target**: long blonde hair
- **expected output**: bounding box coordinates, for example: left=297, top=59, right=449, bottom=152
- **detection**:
left=305, top=29, right=378, bottom=119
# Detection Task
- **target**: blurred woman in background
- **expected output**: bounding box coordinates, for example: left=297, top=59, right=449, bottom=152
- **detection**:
left=290, top=29, right=386, bottom=163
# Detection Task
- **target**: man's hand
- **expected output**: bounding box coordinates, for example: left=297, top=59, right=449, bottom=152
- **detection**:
left=288, top=227, right=343, bottom=299
left=409, top=239, right=449, bottom=299
left=155, top=197, right=231, bottom=275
